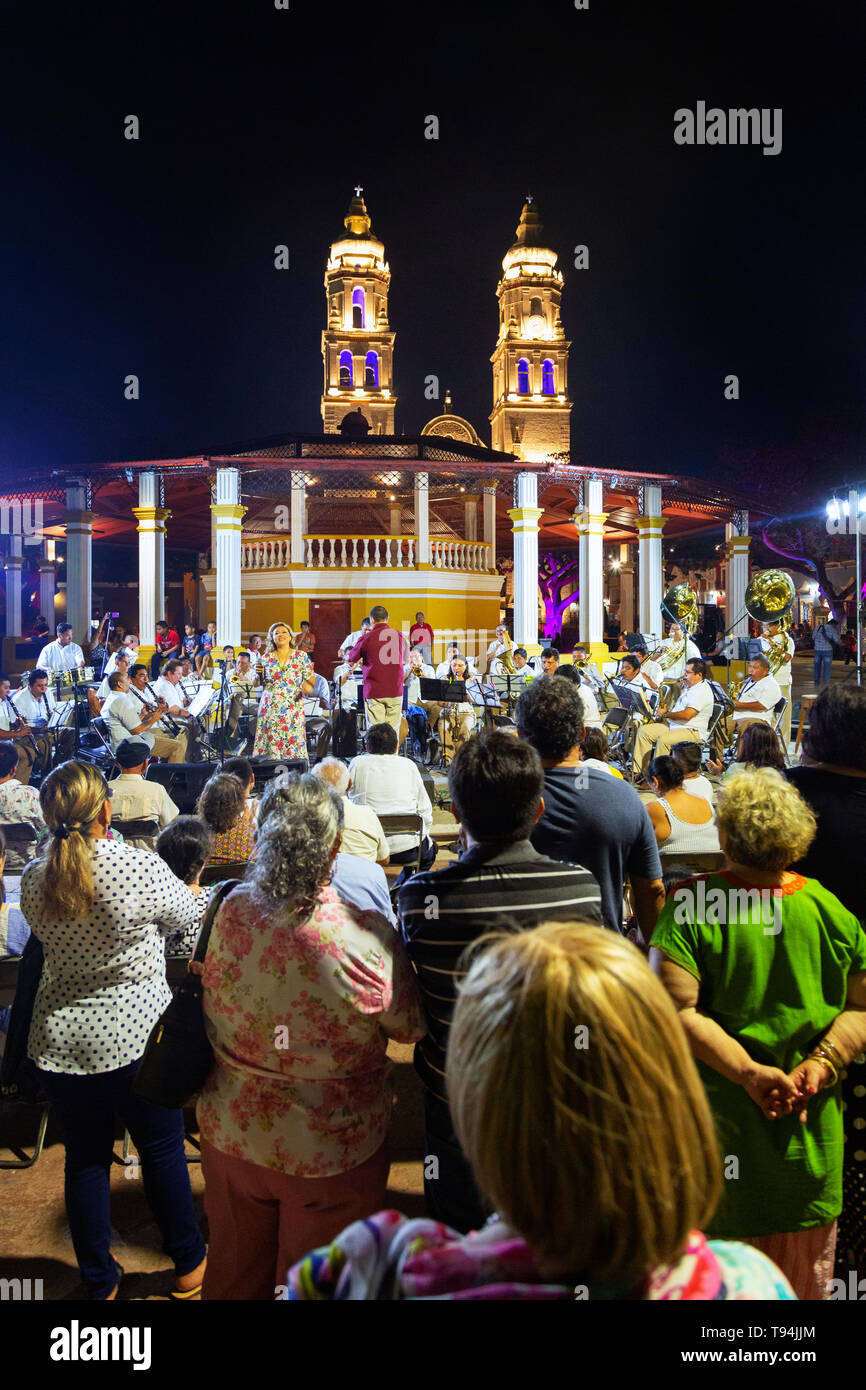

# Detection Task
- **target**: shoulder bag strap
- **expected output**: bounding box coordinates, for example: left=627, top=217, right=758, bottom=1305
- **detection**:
left=191, top=877, right=240, bottom=966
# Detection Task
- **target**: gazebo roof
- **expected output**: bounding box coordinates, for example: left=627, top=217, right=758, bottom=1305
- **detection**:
left=1, top=435, right=770, bottom=553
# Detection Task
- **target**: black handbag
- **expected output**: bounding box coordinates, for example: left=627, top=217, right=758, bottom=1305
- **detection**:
left=132, top=878, right=239, bottom=1109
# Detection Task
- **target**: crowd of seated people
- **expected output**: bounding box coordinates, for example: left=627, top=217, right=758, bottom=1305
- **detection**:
left=2, top=679, right=865, bottom=1303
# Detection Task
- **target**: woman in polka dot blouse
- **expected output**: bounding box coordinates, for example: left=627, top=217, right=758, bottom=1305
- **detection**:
left=20, top=761, right=208, bottom=1301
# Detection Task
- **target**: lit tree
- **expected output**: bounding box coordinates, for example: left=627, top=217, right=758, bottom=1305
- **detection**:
left=539, top=550, right=580, bottom=641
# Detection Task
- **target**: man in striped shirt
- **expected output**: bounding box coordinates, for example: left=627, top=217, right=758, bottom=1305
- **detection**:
left=399, top=729, right=603, bottom=1233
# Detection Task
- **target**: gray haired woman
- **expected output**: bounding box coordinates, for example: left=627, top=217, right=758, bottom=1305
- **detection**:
left=197, top=772, right=425, bottom=1300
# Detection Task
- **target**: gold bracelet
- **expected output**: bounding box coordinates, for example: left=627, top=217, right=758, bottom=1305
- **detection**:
left=819, top=1038, right=845, bottom=1070
left=806, top=1051, right=839, bottom=1087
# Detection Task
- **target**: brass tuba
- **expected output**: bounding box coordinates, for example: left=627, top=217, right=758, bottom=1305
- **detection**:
left=497, top=631, right=518, bottom=676
left=657, top=583, right=699, bottom=676
left=729, top=568, right=797, bottom=696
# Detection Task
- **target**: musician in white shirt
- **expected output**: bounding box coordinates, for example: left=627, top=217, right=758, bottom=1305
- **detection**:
left=633, top=658, right=715, bottom=777
left=104, top=633, right=140, bottom=677
left=102, top=672, right=186, bottom=762
left=0, top=676, right=40, bottom=784
left=338, top=618, right=371, bottom=657
left=333, top=659, right=363, bottom=711
left=10, top=669, right=56, bottom=724
left=151, top=660, right=193, bottom=719
left=230, top=652, right=260, bottom=692
left=635, top=647, right=664, bottom=692
left=761, top=622, right=795, bottom=747
left=710, top=654, right=783, bottom=763
left=485, top=624, right=511, bottom=674
left=97, top=650, right=131, bottom=700
left=732, top=655, right=782, bottom=726
left=425, top=655, right=475, bottom=763
left=38, top=623, right=84, bottom=673
left=435, top=643, right=478, bottom=679
left=404, top=647, right=435, bottom=707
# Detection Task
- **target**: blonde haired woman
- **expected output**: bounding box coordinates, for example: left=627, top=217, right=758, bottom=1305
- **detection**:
left=651, top=767, right=866, bottom=1299
left=252, top=620, right=316, bottom=762
left=21, top=761, right=207, bottom=1301
left=284, top=923, right=794, bottom=1300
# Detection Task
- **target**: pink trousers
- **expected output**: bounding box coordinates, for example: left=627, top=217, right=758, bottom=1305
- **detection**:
left=201, top=1138, right=389, bottom=1300
left=742, top=1221, right=837, bottom=1300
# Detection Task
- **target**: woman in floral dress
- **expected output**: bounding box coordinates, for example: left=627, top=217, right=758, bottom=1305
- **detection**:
left=253, top=621, right=316, bottom=762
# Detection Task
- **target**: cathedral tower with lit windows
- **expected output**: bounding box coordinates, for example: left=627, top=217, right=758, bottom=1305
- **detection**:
left=489, top=198, right=572, bottom=461
left=321, top=189, right=396, bottom=434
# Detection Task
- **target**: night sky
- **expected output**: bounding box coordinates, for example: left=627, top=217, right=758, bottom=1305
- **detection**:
left=2, top=0, right=864, bottom=494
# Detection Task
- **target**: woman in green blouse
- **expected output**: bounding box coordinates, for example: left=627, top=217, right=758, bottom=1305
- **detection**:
left=651, top=767, right=866, bottom=1300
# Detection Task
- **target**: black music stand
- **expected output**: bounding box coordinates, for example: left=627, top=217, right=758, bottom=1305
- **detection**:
left=419, top=677, right=467, bottom=769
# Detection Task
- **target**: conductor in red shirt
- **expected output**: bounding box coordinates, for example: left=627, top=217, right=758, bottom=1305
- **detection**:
left=347, top=606, right=409, bottom=741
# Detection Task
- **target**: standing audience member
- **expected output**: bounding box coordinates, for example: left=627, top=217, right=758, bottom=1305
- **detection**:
left=349, top=723, right=435, bottom=881
left=645, top=755, right=720, bottom=855
left=813, top=619, right=840, bottom=688
left=516, top=677, right=664, bottom=937
left=196, top=771, right=257, bottom=864
left=787, top=685, right=866, bottom=922
left=197, top=773, right=424, bottom=1299
left=651, top=768, right=866, bottom=1300
left=21, top=762, right=206, bottom=1301
left=400, top=731, right=603, bottom=1232
left=286, top=924, right=794, bottom=1302
left=787, top=684, right=866, bottom=1279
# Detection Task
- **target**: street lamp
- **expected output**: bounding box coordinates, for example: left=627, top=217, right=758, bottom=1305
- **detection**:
left=826, top=486, right=865, bottom=687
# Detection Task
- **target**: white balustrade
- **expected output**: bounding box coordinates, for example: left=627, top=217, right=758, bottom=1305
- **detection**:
left=241, top=535, right=486, bottom=571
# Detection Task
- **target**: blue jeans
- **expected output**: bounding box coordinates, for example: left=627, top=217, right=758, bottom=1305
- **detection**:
left=38, top=1060, right=206, bottom=1299
left=814, top=651, right=832, bottom=686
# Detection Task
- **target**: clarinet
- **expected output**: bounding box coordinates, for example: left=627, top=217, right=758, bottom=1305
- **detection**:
left=145, top=681, right=182, bottom=737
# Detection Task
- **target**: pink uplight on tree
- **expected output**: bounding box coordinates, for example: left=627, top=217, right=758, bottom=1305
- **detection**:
left=539, top=551, right=580, bottom=641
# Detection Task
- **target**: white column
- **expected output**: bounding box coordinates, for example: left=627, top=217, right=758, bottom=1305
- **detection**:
left=725, top=513, right=751, bottom=642
left=132, top=471, right=169, bottom=664
left=64, top=478, right=93, bottom=648
left=211, top=468, right=246, bottom=648
left=619, top=542, right=635, bottom=632
left=576, top=512, right=588, bottom=644
left=463, top=493, right=479, bottom=542
left=389, top=503, right=402, bottom=536
left=414, top=472, right=430, bottom=565
left=637, top=484, right=664, bottom=640
left=507, top=471, right=543, bottom=649
left=4, top=535, right=23, bottom=637
left=290, top=471, right=306, bottom=565
left=38, top=543, right=56, bottom=627
left=584, top=477, right=607, bottom=653
left=483, top=482, right=498, bottom=571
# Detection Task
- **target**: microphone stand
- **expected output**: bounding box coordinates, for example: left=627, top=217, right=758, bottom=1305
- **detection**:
left=217, top=660, right=228, bottom=767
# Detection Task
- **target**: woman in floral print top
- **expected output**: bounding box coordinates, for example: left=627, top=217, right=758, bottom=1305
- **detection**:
left=252, top=620, right=316, bottom=763
left=198, top=772, right=425, bottom=1299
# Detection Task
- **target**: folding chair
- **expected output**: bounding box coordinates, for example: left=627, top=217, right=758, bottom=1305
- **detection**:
left=659, top=850, right=726, bottom=878
left=772, top=696, right=788, bottom=739
left=602, top=706, right=632, bottom=776
left=0, top=821, right=40, bottom=871
left=76, top=715, right=115, bottom=772
left=110, top=816, right=160, bottom=850
left=377, top=813, right=425, bottom=897
left=199, top=861, right=249, bottom=887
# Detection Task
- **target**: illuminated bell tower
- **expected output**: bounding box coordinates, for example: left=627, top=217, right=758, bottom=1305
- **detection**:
left=321, top=188, right=396, bottom=434
left=490, top=198, right=571, bottom=461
